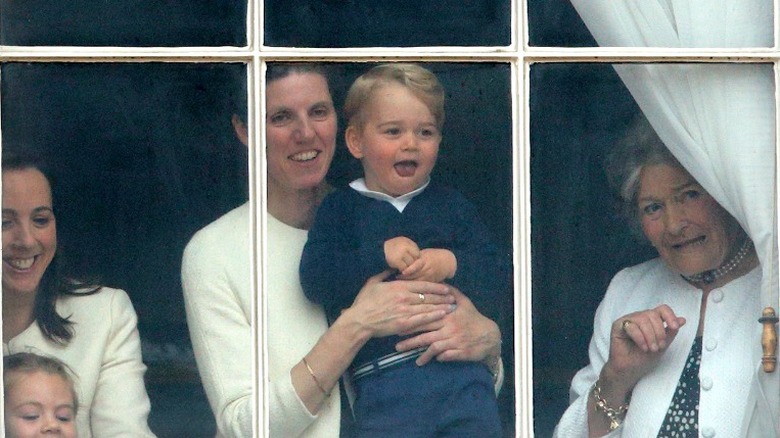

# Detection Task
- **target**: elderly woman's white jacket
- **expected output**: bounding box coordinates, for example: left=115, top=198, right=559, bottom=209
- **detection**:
left=554, top=258, right=762, bottom=438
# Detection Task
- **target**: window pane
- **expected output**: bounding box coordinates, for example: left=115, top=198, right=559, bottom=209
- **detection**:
left=265, top=61, right=515, bottom=433
left=1, top=62, right=248, bottom=436
left=529, top=1, right=775, bottom=48
left=530, top=63, right=646, bottom=436
left=527, top=0, right=596, bottom=47
left=264, top=1, right=511, bottom=47
left=530, top=62, right=777, bottom=435
left=0, top=2, right=246, bottom=46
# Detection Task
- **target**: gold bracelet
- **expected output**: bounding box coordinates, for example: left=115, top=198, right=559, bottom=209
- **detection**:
left=301, top=357, right=331, bottom=397
left=591, top=380, right=629, bottom=431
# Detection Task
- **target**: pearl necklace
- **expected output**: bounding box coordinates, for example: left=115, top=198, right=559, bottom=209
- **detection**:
left=681, top=238, right=753, bottom=284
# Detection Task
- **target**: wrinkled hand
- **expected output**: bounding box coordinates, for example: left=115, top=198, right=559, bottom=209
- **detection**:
left=397, top=248, right=456, bottom=283
left=395, top=287, right=500, bottom=366
left=604, top=304, right=686, bottom=394
left=344, top=270, right=455, bottom=339
left=384, top=236, right=421, bottom=272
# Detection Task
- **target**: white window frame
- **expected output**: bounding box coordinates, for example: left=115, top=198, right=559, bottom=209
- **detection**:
left=1, top=1, right=778, bottom=436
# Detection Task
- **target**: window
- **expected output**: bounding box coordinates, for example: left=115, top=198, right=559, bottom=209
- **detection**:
left=1, top=1, right=776, bottom=437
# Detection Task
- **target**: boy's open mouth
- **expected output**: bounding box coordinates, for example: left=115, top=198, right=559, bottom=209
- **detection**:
left=394, top=160, right=418, bottom=177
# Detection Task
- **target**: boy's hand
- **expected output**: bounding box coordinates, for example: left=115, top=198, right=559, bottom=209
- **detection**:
left=384, top=236, right=421, bottom=271
left=397, top=249, right=456, bottom=283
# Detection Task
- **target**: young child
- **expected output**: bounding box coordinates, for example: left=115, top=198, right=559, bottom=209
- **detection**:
left=4, top=352, right=78, bottom=438
left=300, top=63, right=509, bottom=437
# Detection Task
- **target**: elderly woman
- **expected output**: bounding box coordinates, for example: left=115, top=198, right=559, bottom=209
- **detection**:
left=182, top=63, right=503, bottom=438
left=2, top=152, right=155, bottom=437
left=553, top=115, right=762, bottom=437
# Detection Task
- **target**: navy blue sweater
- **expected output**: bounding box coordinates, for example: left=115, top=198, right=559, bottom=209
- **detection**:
left=300, top=182, right=510, bottom=366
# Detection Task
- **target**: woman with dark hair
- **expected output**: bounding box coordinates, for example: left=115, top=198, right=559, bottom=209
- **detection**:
left=182, top=63, right=503, bottom=437
left=2, top=152, right=155, bottom=437
left=554, top=115, right=763, bottom=437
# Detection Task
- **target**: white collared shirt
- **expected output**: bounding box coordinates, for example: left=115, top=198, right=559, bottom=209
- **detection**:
left=348, top=178, right=430, bottom=213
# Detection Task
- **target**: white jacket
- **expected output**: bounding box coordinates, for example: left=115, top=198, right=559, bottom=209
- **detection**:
left=554, top=258, right=774, bottom=438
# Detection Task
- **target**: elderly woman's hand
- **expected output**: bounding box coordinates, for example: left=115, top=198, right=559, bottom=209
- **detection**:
left=601, top=305, right=687, bottom=397
left=394, top=287, right=501, bottom=367
left=343, top=270, right=456, bottom=339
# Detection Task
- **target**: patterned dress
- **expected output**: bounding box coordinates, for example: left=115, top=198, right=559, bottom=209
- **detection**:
left=657, top=337, right=702, bottom=437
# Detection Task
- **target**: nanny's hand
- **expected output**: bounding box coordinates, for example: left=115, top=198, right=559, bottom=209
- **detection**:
left=601, top=304, right=686, bottom=398
left=343, top=270, right=455, bottom=339
left=395, top=287, right=501, bottom=367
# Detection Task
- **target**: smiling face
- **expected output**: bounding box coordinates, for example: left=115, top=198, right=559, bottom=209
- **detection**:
left=638, top=164, right=743, bottom=277
left=265, top=72, right=337, bottom=197
left=2, top=168, right=57, bottom=300
left=346, top=83, right=440, bottom=197
left=4, top=371, right=77, bottom=438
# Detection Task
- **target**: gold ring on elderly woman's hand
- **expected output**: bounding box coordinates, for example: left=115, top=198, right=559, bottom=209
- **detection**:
left=418, top=293, right=425, bottom=303
left=621, top=319, right=633, bottom=333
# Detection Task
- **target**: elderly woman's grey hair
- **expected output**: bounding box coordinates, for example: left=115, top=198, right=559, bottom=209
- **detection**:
left=604, top=113, right=683, bottom=237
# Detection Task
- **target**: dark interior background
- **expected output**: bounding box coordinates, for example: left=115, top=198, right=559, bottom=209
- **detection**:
left=1, top=62, right=248, bottom=437
left=527, top=0, right=597, bottom=47
left=0, top=1, right=246, bottom=46
left=264, top=0, right=511, bottom=47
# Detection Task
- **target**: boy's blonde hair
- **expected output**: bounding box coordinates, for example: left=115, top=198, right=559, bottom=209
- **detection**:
left=344, top=63, right=445, bottom=131
left=4, top=352, right=79, bottom=413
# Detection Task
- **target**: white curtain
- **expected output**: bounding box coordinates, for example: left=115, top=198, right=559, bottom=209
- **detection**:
left=569, top=0, right=778, bottom=435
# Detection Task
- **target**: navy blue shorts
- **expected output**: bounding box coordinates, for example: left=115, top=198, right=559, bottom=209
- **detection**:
left=352, top=360, right=502, bottom=438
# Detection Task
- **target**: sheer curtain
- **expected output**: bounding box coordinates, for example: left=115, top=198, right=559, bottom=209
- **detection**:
left=570, top=0, right=778, bottom=435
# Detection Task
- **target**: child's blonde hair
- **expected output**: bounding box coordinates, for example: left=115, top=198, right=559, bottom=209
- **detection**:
left=344, top=63, right=445, bottom=131
left=4, top=352, right=79, bottom=413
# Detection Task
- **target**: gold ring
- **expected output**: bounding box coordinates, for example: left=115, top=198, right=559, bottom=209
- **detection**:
left=621, top=319, right=633, bottom=333
left=418, top=293, right=425, bottom=303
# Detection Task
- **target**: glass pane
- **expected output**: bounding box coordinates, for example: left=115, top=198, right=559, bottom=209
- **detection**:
left=0, top=2, right=246, bottom=46
left=531, top=62, right=777, bottom=435
left=529, top=0, right=774, bottom=48
left=264, top=1, right=511, bottom=47
left=265, top=61, right=515, bottom=433
left=530, top=63, right=646, bottom=436
left=527, top=0, right=596, bottom=47
left=1, top=62, right=248, bottom=436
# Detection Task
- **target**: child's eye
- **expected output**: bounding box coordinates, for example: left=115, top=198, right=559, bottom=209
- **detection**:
left=384, top=127, right=402, bottom=136
left=418, top=128, right=438, bottom=138
left=21, top=414, right=40, bottom=421
left=2, top=219, right=12, bottom=230
left=641, top=203, right=663, bottom=218
left=56, top=407, right=75, bottom=422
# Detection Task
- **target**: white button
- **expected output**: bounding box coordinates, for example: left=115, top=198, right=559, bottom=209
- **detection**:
left=711, top=290, right=724, bottom=303
left=701, top=376, right=713, bottom=390
left=705, top=338, right=718, bottom=351
left=702, top=426, right=716, bottom=437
